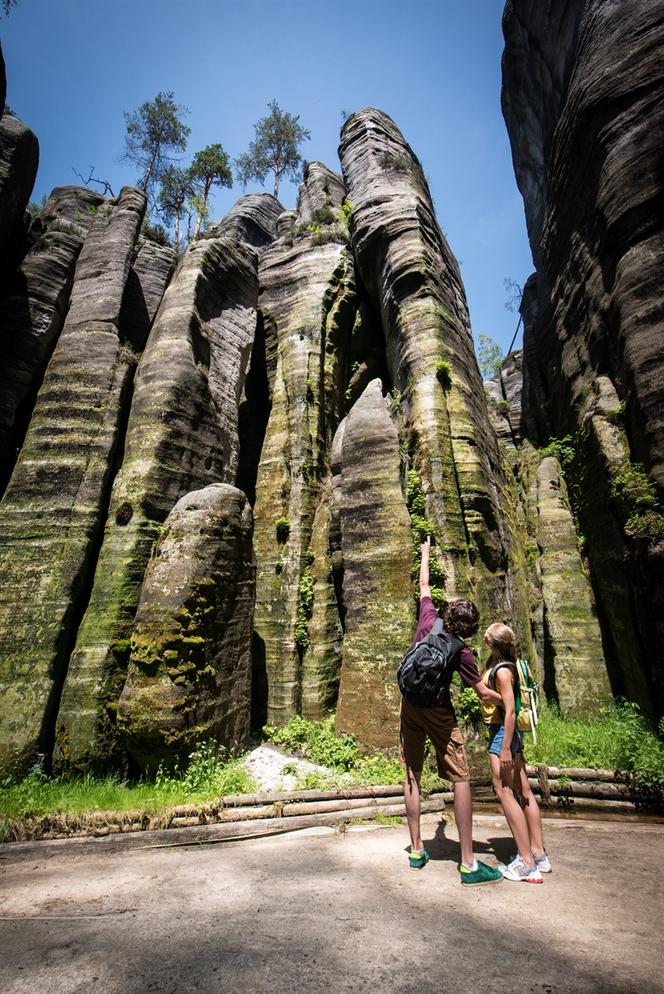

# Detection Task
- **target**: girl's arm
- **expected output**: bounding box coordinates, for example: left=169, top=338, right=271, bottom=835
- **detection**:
left=495, top=667, right=516, bottom=768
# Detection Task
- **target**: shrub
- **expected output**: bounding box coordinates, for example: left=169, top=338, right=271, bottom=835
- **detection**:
left=337, top=198, right=354, bottom=226
left=540, top=435, right=575, bottom=471
left=497, top=399, right=509, bottom=414
left=275, top=517, right=290, bottom=543
left=435, top=360, right=452, bottom=391
left=611, top=461, right=658, bottom=518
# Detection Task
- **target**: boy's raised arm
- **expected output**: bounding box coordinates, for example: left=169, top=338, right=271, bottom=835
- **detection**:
left=419, top=537, right=432, bottom=600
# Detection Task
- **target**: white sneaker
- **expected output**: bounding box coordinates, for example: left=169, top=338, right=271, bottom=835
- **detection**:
left=499, top=856, right=543, bottom=883
left=534, top=852, right=552, bottom=873
left=508, top=851, right=552, bottom=874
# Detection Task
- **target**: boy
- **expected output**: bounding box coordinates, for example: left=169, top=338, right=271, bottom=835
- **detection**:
left=400, top=538, right=503, bottom=885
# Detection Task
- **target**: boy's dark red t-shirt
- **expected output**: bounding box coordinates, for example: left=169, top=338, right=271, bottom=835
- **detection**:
left=414, top=596, right=482, bottom=688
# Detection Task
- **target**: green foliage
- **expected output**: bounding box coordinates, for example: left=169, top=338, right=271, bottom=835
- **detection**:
left=405, top=471, right=445, bottom=590
left=307, top=221, right=321, bottom=235
left=294, top=566, right=315, bottom=652
left=189, top=144, right=232, bottom=215
left=158, top=164, right=194, bottom=245
left=497, top=398, right=509, bottom=414
left=526, top=700, right=664, bottom=800
left=122, top=91, right=190, bottom=207
left=455, top=686, right=482, bottom=725
left=624, top=511, right=664, bottom=542
left=435, top=360, right=453, bottom=391
left=141, top=216, right=171, bottom=245
left=235, top=100, right=310, bottom=198
left=611, top=461, right=658, bottom=516
left=337, top=198, right=354, bottom=226
left=476, top=333, right=504, bottom=379
left=275, top=517, right=290, bottom=543
left=0, top=745, right=256, bottom=820
left=263, top=715, right=444, bottom=791
left=265, top=714, right=358, bottom=770
left=540, top=435, right=575, bottom=471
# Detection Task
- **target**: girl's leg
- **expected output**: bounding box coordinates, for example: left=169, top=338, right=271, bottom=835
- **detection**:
left=489, top=753, right=533, bottom=864
left=515, top=756, right=546, bottom=856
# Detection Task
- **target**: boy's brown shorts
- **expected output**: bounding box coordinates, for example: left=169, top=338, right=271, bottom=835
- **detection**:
left=399, top=697, right=470, bottom=783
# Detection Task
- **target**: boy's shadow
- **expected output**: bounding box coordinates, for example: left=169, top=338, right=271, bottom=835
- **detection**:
left=417, top=822, right=514, bottom=864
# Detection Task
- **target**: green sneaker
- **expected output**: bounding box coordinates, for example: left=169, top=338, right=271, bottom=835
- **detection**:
left=459, top=860, right=503, bottom=885
left=409, top=849, right=431, bottom=869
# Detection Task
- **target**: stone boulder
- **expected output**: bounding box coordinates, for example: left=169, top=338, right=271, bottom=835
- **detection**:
left=117, top=484, right=254, bottom=773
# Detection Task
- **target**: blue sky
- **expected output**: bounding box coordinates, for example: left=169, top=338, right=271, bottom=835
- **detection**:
left=2, top=0, right=533, bottom=353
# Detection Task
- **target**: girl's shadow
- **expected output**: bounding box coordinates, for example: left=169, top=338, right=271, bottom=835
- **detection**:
left=417, top=822, right=514, bottom=864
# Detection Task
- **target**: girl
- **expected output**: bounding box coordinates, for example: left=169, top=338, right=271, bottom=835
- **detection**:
left=481, top=623, right=551, bottom=883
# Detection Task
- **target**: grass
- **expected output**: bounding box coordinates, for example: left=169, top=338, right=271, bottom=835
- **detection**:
left=524, top=700, right=664, bottom=798
left=0, top=742, right=256, bottom=822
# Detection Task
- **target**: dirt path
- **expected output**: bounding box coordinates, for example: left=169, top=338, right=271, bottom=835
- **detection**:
left=1, top=813, right=662, bottom=994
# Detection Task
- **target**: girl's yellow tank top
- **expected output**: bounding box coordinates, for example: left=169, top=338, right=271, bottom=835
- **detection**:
left=480, top=663, right=515, bottom=724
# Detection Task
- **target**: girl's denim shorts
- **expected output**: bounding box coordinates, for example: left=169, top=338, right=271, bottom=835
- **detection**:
left=485, top=723, right=523, bottom=757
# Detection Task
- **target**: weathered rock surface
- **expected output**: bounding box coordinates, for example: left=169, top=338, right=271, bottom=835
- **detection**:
left=339, top=108, right=529, bottom=638
left=536, top=456, right=610, bottom=712
left=0, top=111, right=39, bottom=274
left=335, top=380, right=413, bottom=747
left=204, top=193, right=282, bottom=251
left=0, top=186, right=145, bottom=777
left=252, top=163, right=358, bottom=725
left=0, top=186, right=104, bottom=492
left=117, top=484, right=254, bottom=772
left=502, top=0, right=664, bottom=718
left=54, top=232, right=265, bottom=773
left=119, top=237, right=177, bottom=351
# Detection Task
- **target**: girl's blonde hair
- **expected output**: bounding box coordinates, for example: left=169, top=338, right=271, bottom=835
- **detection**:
left=483, top=622, right=517, bottom=670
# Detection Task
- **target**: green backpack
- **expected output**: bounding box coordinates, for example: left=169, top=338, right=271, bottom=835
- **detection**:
left=514, top=657, right=540, bottom=743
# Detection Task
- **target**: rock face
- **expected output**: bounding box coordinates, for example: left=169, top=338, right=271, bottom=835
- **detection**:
left=339, top=108, right=529, bottom=639
left=54, top=228, right=268, bottom=773
left=252, top=162, right=358, bottom=726
left=334, top=381, right=413, bottom=746
left=205, top=193, right=282, bottom=251
left=117, top=484, right=254, bottom=772
left=119, top=237, right=177, bottom=350
left=0, top=110, right=39, bottom=273
left=536, top=456, right=610, bottom=712
left=0, top=186, right=146, bottom=777
left=0, top=186, right=104, bottom=492
left=502, top=0, right=664, bottom=719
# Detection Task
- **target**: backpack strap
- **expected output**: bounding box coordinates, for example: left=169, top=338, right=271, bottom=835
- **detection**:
left=430, top=617, right=445, bottom=637
left=488, top=661, right=515, bottom=691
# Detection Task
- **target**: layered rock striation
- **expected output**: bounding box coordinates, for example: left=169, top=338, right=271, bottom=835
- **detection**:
left=502, top=0, right=664, bottom=719
left=0, top=187, right=146, bottom=777
left=54, top=226, right=268, bottom=773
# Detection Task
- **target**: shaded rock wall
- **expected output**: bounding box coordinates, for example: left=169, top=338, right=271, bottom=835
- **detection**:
left=0, top=186, right=105, bottom=492
left=118, top=484, right=254, bottom=772
left=0, top=187, right=146, bottom=777
left=502, top=0, right=664, bottom=719
left=0, top=108, right=38, bottom=274
left=54, top=230, right=265, bottom=773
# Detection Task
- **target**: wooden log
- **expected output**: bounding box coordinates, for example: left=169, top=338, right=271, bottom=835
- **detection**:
left=525, top=765, right=618, bottom=783
left=221, top=784, right=406, bottom=807
left=284, top=794, right=404, bottom=817
left=527, top=779, right=644, bottom=801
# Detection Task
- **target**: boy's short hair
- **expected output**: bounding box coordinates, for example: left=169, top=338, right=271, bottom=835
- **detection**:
left=445, top=599, right=480, bottom=638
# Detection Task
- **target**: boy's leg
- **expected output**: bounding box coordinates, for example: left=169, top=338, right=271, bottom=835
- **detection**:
left=400, top=701, right=426, bottom=852
left=404, top=766, right=423, bottom=852
left=489, top=753, right=533, bottom=864
left=452, top=779, right=474, bottom=866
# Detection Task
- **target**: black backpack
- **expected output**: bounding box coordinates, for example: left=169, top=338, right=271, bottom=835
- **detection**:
left=397, top=618, right=466, bottom=707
